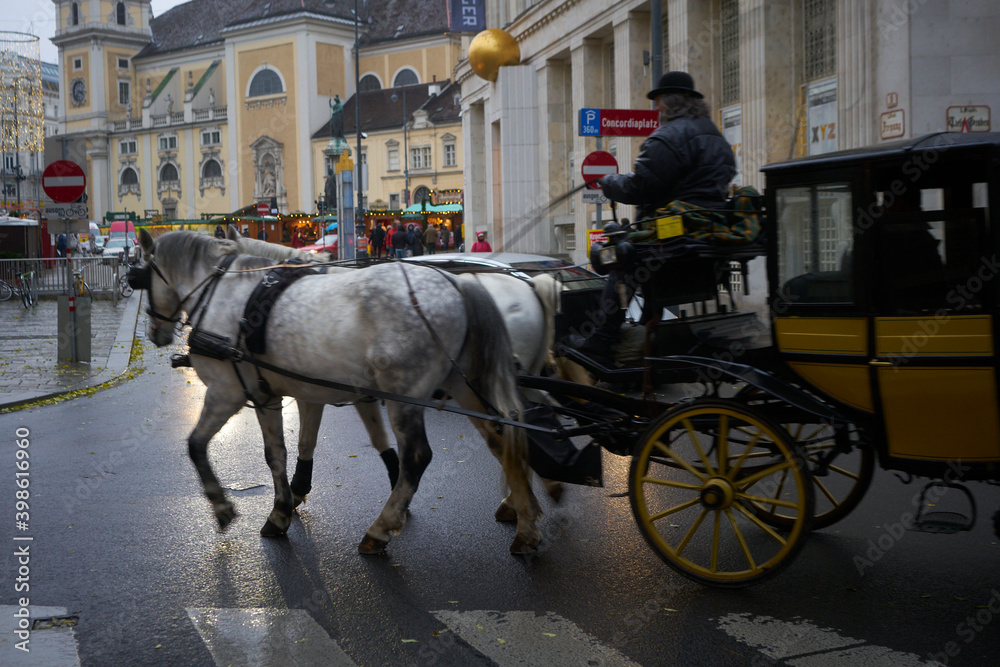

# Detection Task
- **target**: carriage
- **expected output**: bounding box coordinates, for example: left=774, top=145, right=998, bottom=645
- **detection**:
left=544, top=131, right=1000, bottom=586
left=133, top=132, right=1000, bottom=588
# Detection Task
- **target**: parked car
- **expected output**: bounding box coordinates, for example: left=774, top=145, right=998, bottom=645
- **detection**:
left=300, top=234, right=368, bottom=256
left=102, top=237, right=138, bottom=264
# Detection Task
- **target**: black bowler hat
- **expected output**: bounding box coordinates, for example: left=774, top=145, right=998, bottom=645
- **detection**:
left=646, top=71, right=703, bottom=100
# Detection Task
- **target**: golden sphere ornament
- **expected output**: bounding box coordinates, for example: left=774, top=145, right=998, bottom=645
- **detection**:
left=468, top=29, right=521, bottom=83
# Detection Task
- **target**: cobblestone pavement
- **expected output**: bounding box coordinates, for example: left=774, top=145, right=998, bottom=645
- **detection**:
left=0, top=292, right=142, bottom=408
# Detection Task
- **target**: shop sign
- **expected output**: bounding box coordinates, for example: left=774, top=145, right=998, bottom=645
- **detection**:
left=947, top=105, right=990, bottom=133
left=880, top=110, right=905, bottom=139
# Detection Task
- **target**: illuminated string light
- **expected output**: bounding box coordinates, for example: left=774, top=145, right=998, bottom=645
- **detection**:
left=0, top=32, right=44, bottom=155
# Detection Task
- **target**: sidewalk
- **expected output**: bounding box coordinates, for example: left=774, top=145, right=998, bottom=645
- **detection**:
left=0, top=292, right=143, bottom=409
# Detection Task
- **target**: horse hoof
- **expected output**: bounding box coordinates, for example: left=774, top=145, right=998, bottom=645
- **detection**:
left=292, top=492, right=307, bottom=509
left=260, top=519, right=288, bottom=538
left=358, top=535, right=388, bottom=555
left=546, top=482, right=565, bottom=504
left=509, top=534, right=540, bottom=556
left=494, top=502, right=517, bottom=523
left=215, top=503, right=237, bottom=531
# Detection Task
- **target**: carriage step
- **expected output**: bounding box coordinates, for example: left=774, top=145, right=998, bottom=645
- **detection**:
left=910, top=481, right=976, bottom=534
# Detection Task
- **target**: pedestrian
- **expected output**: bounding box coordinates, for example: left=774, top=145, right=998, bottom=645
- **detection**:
left=424, top=223, right=439, bottom=255
left=439, top=224, right=451, bottom=252
left=369, top=222, right=385, bottom=258
left=257, top=228, right=266, bottom=240
left=391, top=222, right=408, bottom=258
left=579, top=70, right=736, bottom=367
left=410, top=224, right=425, bottom=257
left=471, top=231, right=492, bottom=253
left=214, top=224, right=225, bottom=239
left=291, top=227, right=304, bottom=248
left=56, top=234, right=67, bottom=258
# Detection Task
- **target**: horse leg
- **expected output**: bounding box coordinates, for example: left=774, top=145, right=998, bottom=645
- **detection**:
left=358, top=404, right=431, bottom=554
left=254, top=402, right=294, bottom=537
left=290, top=401, right=323, bottom=508
left=188, top=389, right=245, bottom=531
left=355, top=399, right=399, bottom=489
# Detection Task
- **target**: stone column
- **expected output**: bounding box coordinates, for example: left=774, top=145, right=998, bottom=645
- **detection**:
left=837, top=0, right=874, bottom=149
left=613, top=9, right=652, bottom=224
left=570, top=37, right=604, bottom=263
left=537, top=58, right=572, bottom=255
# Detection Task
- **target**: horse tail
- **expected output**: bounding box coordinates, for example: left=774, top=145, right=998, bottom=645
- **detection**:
left=529, top=273, right=561, bottom=367
left=455, top=278, right=530, bottom=481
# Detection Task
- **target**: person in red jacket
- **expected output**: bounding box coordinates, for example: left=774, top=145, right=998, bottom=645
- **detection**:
left=470, top=231, right=492, bottom=253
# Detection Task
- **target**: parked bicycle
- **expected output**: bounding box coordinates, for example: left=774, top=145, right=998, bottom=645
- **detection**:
left=0, top=271, right=38, bottom=308
left=118, top=256, right=134, bottom=298
left=73, top=269, right=93, bottom=299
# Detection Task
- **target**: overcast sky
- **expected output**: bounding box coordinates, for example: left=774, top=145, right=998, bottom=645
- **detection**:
left=0, top=0, right=189, bottom=64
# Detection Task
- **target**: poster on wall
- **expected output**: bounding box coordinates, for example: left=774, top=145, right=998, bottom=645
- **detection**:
left=807, top=79, right=838, bottom=156
left=448, top=0, right=486, bottom=32
left=721, top=106, right=742, bottom=187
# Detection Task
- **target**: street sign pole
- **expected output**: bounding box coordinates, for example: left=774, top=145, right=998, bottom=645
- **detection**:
left=44, top=160, right=88, bottom=363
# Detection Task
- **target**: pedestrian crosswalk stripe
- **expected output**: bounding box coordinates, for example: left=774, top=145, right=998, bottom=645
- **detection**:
left=0, top=605, right=81, bottom=666
left=432, top=609, right=641, bottom=666
left=716, top=612, right=945, bottom=666
left=186, top=608, right=358, bottom=667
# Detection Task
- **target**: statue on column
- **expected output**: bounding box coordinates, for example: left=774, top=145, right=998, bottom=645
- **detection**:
left=329, top=95, right=344, bottom=139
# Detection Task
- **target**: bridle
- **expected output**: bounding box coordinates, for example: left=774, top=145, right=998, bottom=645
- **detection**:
left=128, top=254, right=237, bottom=326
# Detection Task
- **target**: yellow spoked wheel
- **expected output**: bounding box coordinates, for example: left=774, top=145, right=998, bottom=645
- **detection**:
left=629, top=399, right=814, bottom=587
left=749, top=423, right=874, bottom=531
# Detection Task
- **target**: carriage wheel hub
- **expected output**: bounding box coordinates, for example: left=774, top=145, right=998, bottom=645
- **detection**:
left=700, top=478, right=735, bottom=510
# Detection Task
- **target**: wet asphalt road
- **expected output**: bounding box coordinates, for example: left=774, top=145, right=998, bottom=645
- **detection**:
left=1, top=334, right=999, bottom=666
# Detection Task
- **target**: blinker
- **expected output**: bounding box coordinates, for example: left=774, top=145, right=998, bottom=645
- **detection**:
left=128, top=264, right=152, bottom=290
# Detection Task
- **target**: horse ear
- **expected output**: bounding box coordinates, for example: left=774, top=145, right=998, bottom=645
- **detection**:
left=217, top=239, right=239, bottom=255
left=139, top=228, right=155, bottom=258
left=227, top=224, right=241, bottom=241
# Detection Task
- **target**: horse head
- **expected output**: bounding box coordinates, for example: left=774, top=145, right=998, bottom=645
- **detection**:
left=137, top=229, right=238, bottom=347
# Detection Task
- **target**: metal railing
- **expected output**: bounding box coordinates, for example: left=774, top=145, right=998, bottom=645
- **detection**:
left=0, top=256, right=126, bottom=302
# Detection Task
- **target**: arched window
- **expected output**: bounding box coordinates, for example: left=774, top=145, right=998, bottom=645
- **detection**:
left=248, top=69, right=284, bottom=97
left=202, top=159, right=222, bottom=179
left=413, top=186, right=431, bottom=205
left=121, top=167, right=138, bottom=185
left=71, top=3, right=79, bottom=26
left=116, top=2, right=126, bottom=25
left=393, top=69, right=418, bottom=87
left=160, top=164, right=178, bottom=182
left=359, top=74, right=381, bottom=92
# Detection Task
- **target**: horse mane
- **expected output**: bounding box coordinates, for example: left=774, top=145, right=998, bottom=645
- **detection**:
left=227, top=224, right=332, bottom=262
left=154, top=231, right=238, bottom=274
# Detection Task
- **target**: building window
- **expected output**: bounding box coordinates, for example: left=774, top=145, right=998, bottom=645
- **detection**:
left=387, top=144, right=400, bottom=171
left=359, top=74, right=381, bottom=92
left=118, top=80, right=130, bottom=106
left=661, top=9, right=669, bottom=71
left=248, top=69, right=284, bottom=97
left=202, top=159, right=222, bottom=179
left=116, top=2, right=127, bottom=25
left=118, top=57, right=129, bottom=70
left=443, top=142, right=456, bottom=167
left=393, top=69, right=418, bottom=88
left=158, top=135, right=177, bottom=151
left=3, top=154, right=16, bottom=171
left=410, top=146, right=431, bottom=170
left=201, top=129, right=221, bottom=146
left=804, top=0, right=836, bottom=80
left=121, top=167, right=138, bottom=185
left=389, top=193, right=400, bottom=209
left=119, top=138, right=137, bottom=154
left=73, top=57, right=82, bottom=71
left=160, top=163, right=179, bottom=182
left=720, top=0, right=740, bottom=105
left=71, top=3, right=79, bottom=26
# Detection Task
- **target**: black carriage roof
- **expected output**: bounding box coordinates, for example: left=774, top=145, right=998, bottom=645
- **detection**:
left=762, top=132, right=1000, bottom=174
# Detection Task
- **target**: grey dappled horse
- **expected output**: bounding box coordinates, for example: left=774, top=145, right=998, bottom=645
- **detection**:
left=137, top=229, right=542, bottom=554
left=227, top=229, right=565, bottom=520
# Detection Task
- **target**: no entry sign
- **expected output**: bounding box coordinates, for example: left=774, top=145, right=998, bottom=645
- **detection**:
left=257, top=202, right=270, bottom=216
left=581, top=151, right=618, bottom=189
left=42, top=160, right=87, bottom=203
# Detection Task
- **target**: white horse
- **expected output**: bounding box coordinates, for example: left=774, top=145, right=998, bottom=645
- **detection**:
left=136, top=229, right=542, bottom=554
left=227, top=229, right=564, bottom=520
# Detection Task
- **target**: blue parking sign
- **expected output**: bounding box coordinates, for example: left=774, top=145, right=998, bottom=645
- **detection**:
left=579, top=108, right=601, bottom=136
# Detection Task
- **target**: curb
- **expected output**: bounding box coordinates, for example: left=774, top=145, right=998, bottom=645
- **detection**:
left=0, top=293, right=144, bottom=410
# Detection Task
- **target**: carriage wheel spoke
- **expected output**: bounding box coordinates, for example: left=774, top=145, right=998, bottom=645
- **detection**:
left=716, top=415, right=729, bottom=475
left=736, top=491, right=801, bottom=510
left=813, top=476, right=839, bottom=506
left=725, top=509, right=757, bottom=571
left=767, top=469, right=790, bottom=513
left=649, top=496, right=702, bottom=522
left=653, top=440, right=708, bottom=483
left=735, top=460, right=793, bottom=488
left=733, top=502, right=789, bottom=545
left=823, top=462, right=861, bottom=481
left=727, top=431, right=764, bottom=478
left=682, top=419, right=716, bottom=477
left=676, top=509, right=708, bottom=556
left=640, top=477, right=702, bottom=492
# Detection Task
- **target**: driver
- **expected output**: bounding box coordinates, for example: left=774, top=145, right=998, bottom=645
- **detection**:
left=577, top=71, right=735, bottom=366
